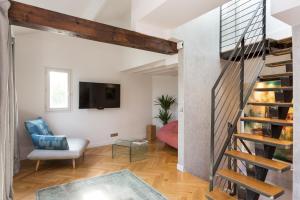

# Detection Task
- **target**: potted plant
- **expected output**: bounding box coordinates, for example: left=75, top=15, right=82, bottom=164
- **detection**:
left=154, top=95, right=176, bottom=125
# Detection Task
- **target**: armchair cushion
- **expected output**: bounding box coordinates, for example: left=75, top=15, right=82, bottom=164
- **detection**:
left=27, top=138, right=89, bottom=160
left=24, top=117, right=53, bottom=136
left=31, top=134, right=69, bottom=150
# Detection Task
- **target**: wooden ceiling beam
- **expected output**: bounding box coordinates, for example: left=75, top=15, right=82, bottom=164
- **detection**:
left=8, top=1, right=178, bottom=55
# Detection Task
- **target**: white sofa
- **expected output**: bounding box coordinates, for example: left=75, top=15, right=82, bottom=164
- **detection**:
left=27, top=138, right=89, bottom=171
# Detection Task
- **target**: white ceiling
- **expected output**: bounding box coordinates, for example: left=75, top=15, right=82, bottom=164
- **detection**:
left=13, top=0, right=131, bottom=34
left=95, top=0, right=131, bottom=21
left=122, top=55, right=178, bottom=76
left=15, top=0, right=131, bottom=22
left=139, top=0, right=230, bottom=29
left=271, top=0, right=300, bottom=26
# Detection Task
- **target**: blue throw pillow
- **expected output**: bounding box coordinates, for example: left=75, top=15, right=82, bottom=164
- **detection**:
left=31, top=134, right=69, bottom=150
left=24, top=117, right=53, bottom=136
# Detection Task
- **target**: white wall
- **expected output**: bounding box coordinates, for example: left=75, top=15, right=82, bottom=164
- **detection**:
left=267, top=0, right=292, bottom=39
left=177, top=49, right=184, bottom=170
left=172, top=7, right=223, bottom=179
left=293, top=24, right=300, bottom=200
left=15, top=31, right=153, bottom=160
left=152, top=76, right=178, bottom=128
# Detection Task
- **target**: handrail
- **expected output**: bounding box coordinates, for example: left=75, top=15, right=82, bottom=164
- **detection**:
left=209, top=0, right=266, bottom=191
left=212, top=1, right=263, bottom=91
left=213, top=61, right=264, bottom=174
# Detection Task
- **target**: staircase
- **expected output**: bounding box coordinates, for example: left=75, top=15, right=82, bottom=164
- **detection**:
left=206, top=0, right=293, bottom=199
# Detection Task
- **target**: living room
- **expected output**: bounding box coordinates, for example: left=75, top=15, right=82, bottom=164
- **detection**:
left=11, top=0, right=183, bottom=198
left=14, top=13, right=182, bottom=197
left=2, top=0, right=300, bottom=200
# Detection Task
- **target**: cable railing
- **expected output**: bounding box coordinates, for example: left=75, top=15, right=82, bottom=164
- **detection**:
left=220, top=0, right=265, bottom=53
left=210, top=0, right=266, bottom=194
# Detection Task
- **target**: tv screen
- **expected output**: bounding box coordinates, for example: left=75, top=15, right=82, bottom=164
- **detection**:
left=79, top=82, right=120, bottom=109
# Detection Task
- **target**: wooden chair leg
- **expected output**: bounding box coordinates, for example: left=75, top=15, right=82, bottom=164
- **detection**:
left=72, top=159, right=76, bottom=169
left=82, top=152, right=85, bottom=161
left=35, top=160, right=40, bottom=171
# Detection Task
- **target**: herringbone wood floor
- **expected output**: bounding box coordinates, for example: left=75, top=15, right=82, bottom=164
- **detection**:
left=13, top=141, right=209, bottom=200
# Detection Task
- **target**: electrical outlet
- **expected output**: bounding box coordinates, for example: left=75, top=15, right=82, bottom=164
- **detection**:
left=110, top=133, right=118, bottom=137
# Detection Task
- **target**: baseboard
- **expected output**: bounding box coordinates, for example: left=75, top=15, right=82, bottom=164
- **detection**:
left=177, top=163, right=184, bottom=172
left=87, top=141, right=113, bottom=148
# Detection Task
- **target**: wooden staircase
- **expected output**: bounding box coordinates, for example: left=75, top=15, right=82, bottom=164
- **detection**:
left=258, top=72, right=293, bottom=82
left=225, top=150, right=290, bottom=172
left=247, top=102, right=293, bottom=107
left=206, top=37, right=293, bottom=200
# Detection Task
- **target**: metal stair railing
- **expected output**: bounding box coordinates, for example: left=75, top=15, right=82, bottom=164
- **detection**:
left=209, top=0, right=266, bottom=192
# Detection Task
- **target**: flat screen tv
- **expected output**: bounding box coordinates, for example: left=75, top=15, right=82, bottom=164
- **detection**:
left=79, top=82, right=120, bottom=109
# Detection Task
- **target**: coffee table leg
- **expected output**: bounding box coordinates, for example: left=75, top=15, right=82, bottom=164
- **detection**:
left=112, top=144, right=114, bottom=159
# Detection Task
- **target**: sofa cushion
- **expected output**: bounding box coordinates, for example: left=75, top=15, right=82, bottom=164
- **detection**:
left=157, top=120, right=178, bottom=149
left=24, top=117, right=53, bottom=136
left=27, top=138, right=89, bottom=160
left=157, top=131, right=178, bottom=149
left=31, top=134, right=69, bottom=150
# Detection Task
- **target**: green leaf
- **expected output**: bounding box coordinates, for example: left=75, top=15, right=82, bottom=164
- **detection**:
left=154, top=95, right=176, bottom=111
left=154, top=95, right=176, bottom=125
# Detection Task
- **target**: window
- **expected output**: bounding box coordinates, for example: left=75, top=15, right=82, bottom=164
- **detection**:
left=46, top=68, right=71, bottom=111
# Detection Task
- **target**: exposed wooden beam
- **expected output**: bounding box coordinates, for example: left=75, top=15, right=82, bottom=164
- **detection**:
left=8, top=1, right=178, bottom=55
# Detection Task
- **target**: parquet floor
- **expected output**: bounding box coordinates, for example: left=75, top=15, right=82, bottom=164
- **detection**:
left=13, top=141, right=209, bottom=200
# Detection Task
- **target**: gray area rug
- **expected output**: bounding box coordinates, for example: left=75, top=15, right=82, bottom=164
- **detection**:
left=36, top=169, right=167, bottom=200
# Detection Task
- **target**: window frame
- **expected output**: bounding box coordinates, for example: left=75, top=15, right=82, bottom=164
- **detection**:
left=45, top=67, right=72, bottom=112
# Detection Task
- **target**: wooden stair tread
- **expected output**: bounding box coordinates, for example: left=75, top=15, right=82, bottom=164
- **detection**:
left=259, top=72, right=293, bottom=81
left=270, top=48, right=292, bottom=56
left=206, top=189, right=236, bottom=200
left=247, top=102, right=293, bottom=107
left=241, top=116, right=293, bottom=126
left=217, top=169, right=284, bottom=199
left=277, top=37, right=292, bottom=45
left=269, top=37, right=292, bottom=48
left=225, top=150, right=290, bottom=172
left=234, top=133, right=293, bottom=149
left=254, top=86, right=292, bottom=91
left=266, top=60, right=292, bottom=67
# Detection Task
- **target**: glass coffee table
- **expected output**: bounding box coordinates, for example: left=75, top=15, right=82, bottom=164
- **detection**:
left=112, top=139, right=148, bottom=162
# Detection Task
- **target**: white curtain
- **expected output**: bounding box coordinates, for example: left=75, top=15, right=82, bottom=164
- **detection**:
left=0, top=0, right=18, bottom=199
left=11, top=37, right=20, bottom=176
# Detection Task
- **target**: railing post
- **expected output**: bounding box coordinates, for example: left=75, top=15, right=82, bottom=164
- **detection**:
left=210, top=89, right=215, bottom=191
left=240, top=37, right=245, bottom=109
left=227, top=123, right=233, bottom=192
left=262, top=0, right=266, bottom=60
left=232, top=125, right=238, bottom=195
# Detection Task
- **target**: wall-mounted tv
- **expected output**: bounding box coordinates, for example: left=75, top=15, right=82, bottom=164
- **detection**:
left=79, top=82, right=120, bottom=109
